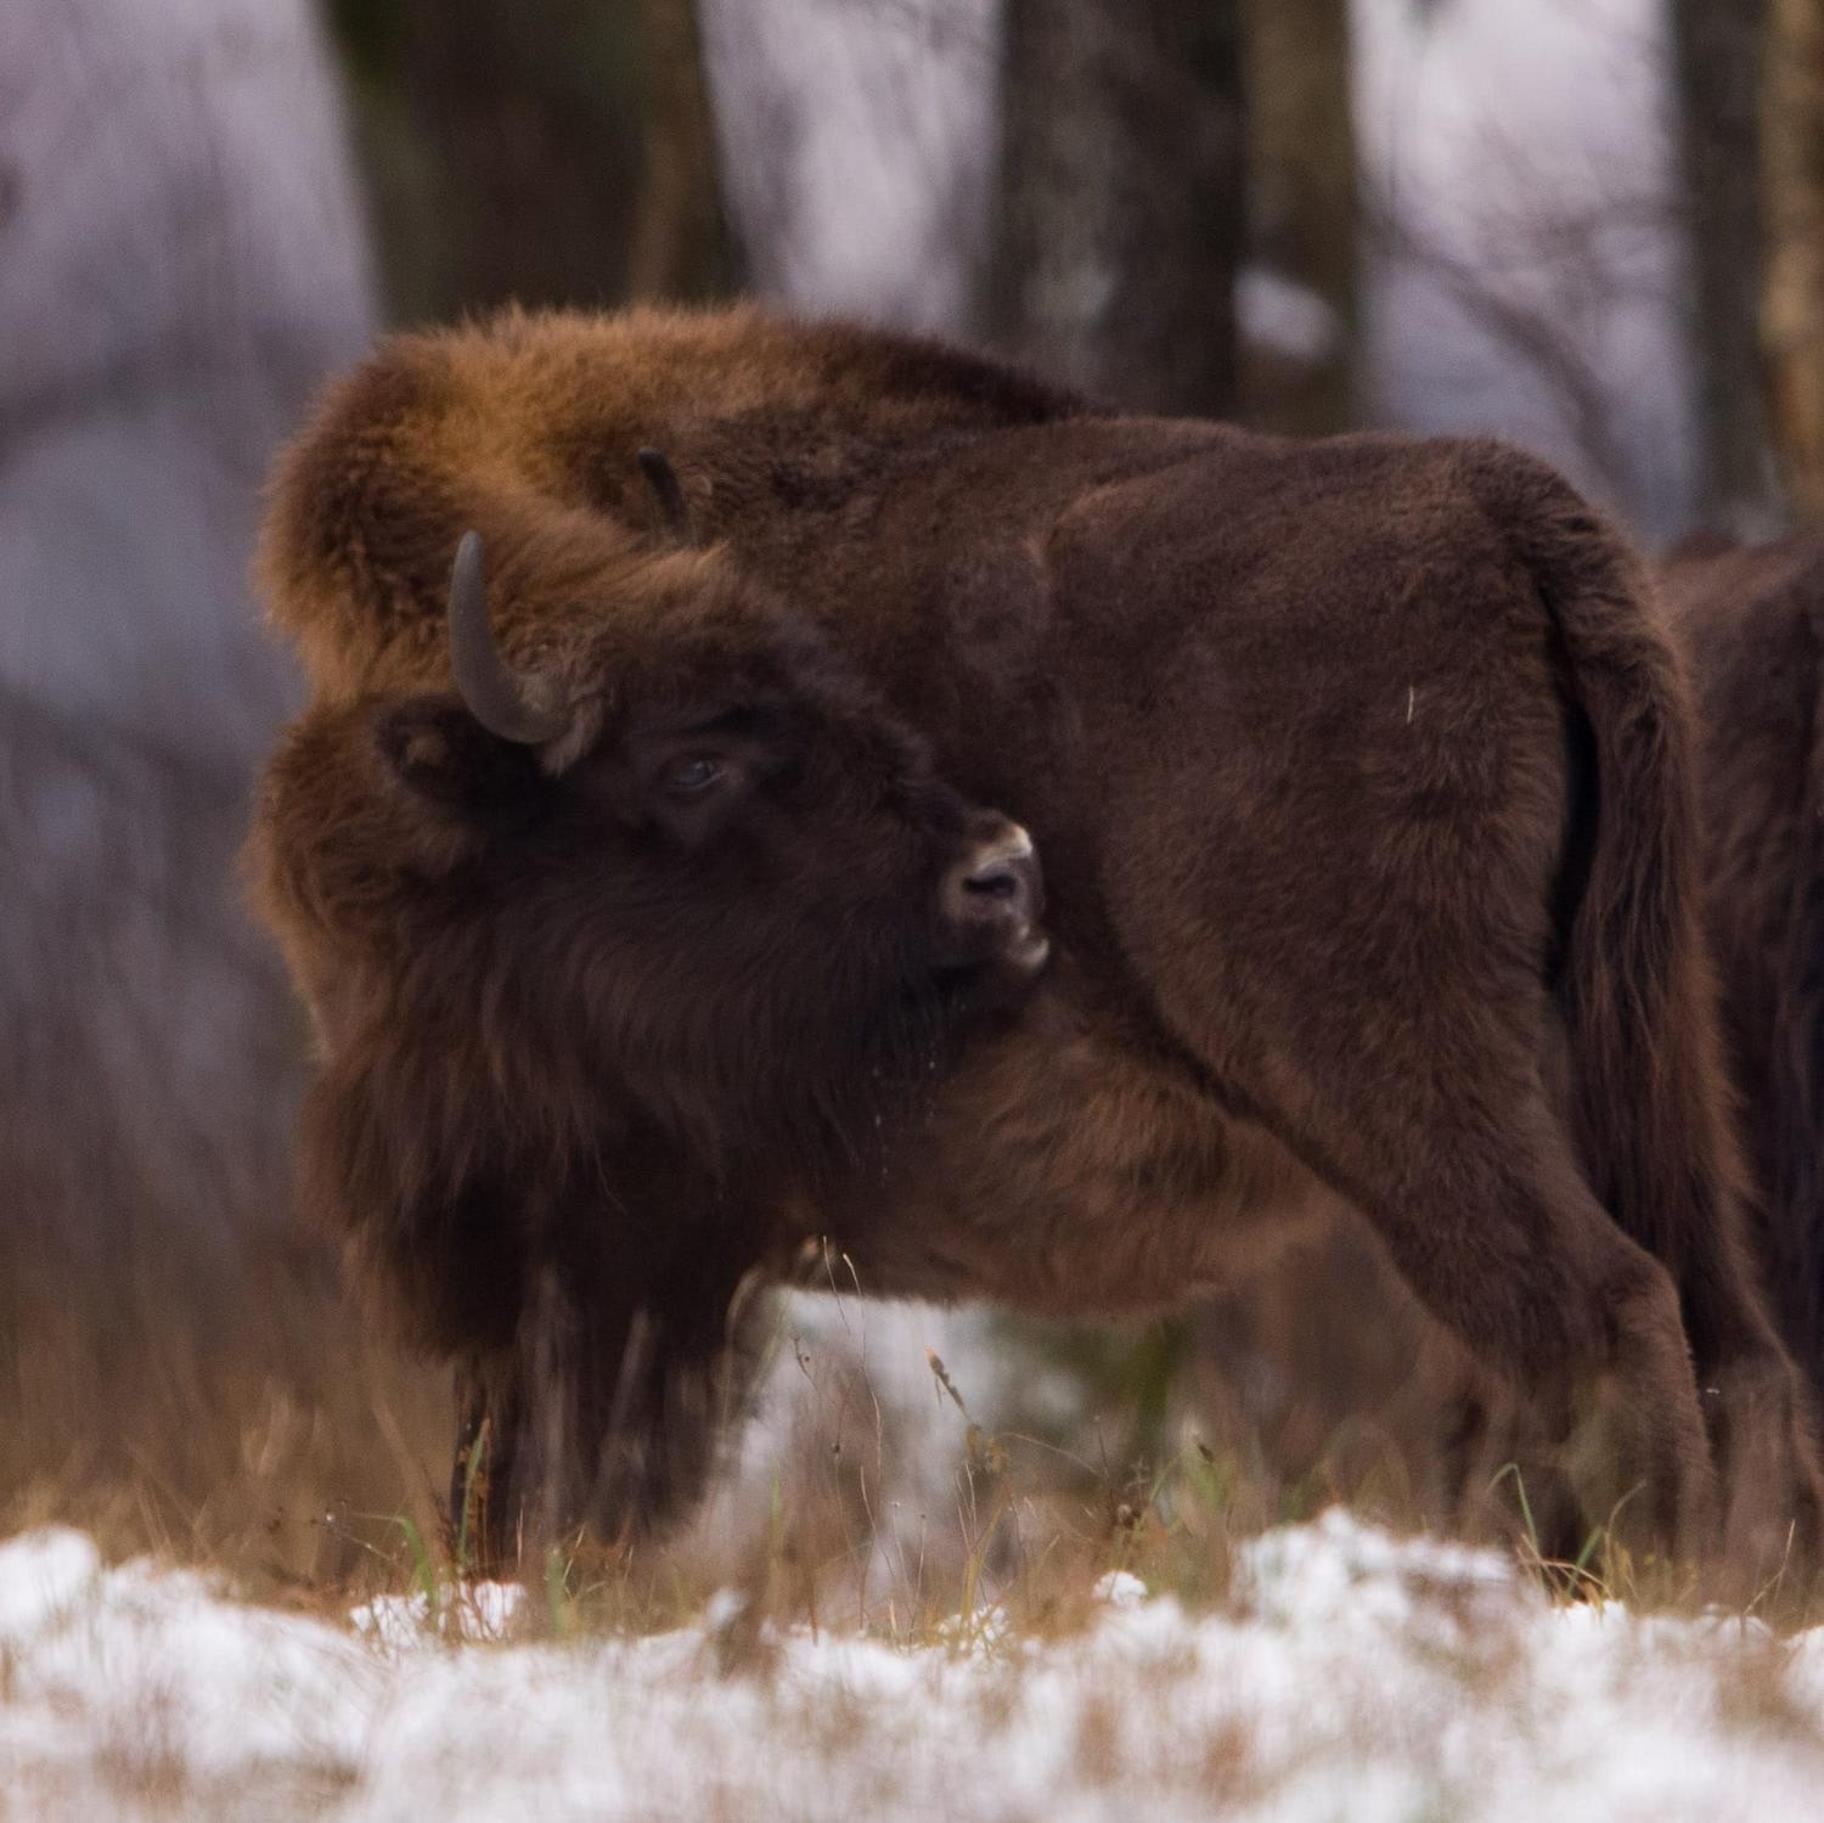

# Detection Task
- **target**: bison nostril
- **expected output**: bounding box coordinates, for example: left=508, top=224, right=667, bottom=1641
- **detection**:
left=964, top=862, right=1022, bottom=901
left=936, top=824, right=1048, bottom=977
left=944, top=828, right=1041, bottom=929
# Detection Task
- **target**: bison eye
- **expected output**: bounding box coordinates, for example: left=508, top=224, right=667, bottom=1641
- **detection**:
left=665, top=756, right=723, bottom=795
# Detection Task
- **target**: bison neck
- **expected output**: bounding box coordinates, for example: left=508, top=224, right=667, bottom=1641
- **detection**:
left=804, top=967, right=1344, bottom=1319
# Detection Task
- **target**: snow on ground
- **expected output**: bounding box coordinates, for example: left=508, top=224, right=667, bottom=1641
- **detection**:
left=5, top=1513, right=1824, bottom=1821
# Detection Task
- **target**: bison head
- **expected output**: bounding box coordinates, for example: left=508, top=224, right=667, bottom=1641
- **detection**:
left=408, top=519, right=1046, bottom=1139
left=256, top=499, right=1046, bottom=1343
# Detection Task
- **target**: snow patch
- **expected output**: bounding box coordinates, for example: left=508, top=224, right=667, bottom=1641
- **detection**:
left=0, top=1527, right=102, bottom=1643
left=1237, top=265, right=1344, bottom=366
left=350, top=1580, right=526, bottom=1651
left=4, top=1511, right=1824, bottom=1820
left=1091, top=1568, right=1149, bottom=1610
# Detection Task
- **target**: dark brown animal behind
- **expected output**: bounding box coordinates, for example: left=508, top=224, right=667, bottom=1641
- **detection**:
left=1662, top=538, right=1824, bottom=1399
left=252, top=304, right=1821, bottom=1579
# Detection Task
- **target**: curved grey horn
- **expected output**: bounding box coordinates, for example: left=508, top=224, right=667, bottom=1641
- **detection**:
left=447, top=530, right=570, bottom=745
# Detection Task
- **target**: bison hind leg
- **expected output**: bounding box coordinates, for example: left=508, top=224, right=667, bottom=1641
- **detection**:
left=1183, top=985, right=1723, bottom=1565
left=1337, top=1102, right=1719, bottom=1569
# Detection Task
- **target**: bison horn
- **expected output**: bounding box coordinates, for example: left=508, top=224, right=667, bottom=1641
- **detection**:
left=447, top=530, right=571, bottom=746
left=636, top=447, right=699, bottom=547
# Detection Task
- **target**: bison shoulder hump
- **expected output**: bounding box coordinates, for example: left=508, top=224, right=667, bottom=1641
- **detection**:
left=259, top=343, right=465, bottom=666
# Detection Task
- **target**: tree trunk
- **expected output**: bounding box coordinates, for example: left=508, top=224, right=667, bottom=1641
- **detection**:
left=1238, top=0, right=1355, bottom=433
left=1765, top=0, right=1824, bottom=522
left=628, top=0, right=738, bottom=302
left=330, top=0, right=734, bottom=318
left=988, top=0, right=1247, bottom=415
left=1670, top=0, right=1783, bottom=532
left=0, top=0, right=431, bottom=1572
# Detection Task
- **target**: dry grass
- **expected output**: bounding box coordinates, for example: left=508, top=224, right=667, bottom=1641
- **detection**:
left=6, top=1196, right=1824, bottom=1648
left=15, top=1238, right=1824, bottom=1823
left=0, top=1217, right=451, bottom=1603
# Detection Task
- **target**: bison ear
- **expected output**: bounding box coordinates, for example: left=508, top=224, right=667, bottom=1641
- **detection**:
left=374, top=697, right=541, bottom=819
left=637, top=447, right=699, bottom=547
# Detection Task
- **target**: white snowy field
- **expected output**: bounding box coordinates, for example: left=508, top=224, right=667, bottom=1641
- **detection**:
left=5, top=1512, right=1824, bottom=1822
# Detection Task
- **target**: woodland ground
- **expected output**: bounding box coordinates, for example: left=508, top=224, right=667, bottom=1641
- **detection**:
left=6, top=1505, right=1824, bottom=1821
left=7, top=1289, right=1824, bottom=1821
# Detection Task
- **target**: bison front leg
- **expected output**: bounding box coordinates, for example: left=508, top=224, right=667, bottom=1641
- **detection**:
left=450, top=1269, right=763, bottom=1574
left=450, top=1358, right=525, bottom=1573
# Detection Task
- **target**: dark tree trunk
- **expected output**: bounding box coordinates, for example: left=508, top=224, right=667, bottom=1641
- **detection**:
left=328, top=0, right=734, bottom=319
left=988, top=0, right=1247, bottom=415
left=1765, top=0, right=1824, bottom=522
left=628, top=0, right=739, bottom=302
left=1238, top=0, right=1356, bottom=433
left=1670, top=0, right=1784, bottom=531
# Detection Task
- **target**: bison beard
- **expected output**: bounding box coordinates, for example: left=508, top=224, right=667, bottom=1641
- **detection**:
left=251, top=306, right=1824, bottom=1582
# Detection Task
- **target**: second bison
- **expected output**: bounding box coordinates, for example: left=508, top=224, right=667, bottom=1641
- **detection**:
left=1664, top=538, right=1824, bottom=1419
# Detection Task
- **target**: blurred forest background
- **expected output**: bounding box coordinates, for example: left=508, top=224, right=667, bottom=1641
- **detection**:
left=7, top=0, right=1824, bottom=1583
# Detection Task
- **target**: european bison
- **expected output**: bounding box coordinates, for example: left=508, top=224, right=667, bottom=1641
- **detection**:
left=1663, top=538, right=1824, bottom=1412
left=251, top=306, right=1820, bottom=1571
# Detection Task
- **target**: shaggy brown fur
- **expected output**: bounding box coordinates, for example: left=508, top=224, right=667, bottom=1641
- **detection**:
left=252, top=305, right=1820, bottom=1573
left=1662, top=538, right=1824, bottom=1413
left=254, top=566, right=1047, bottom=1550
